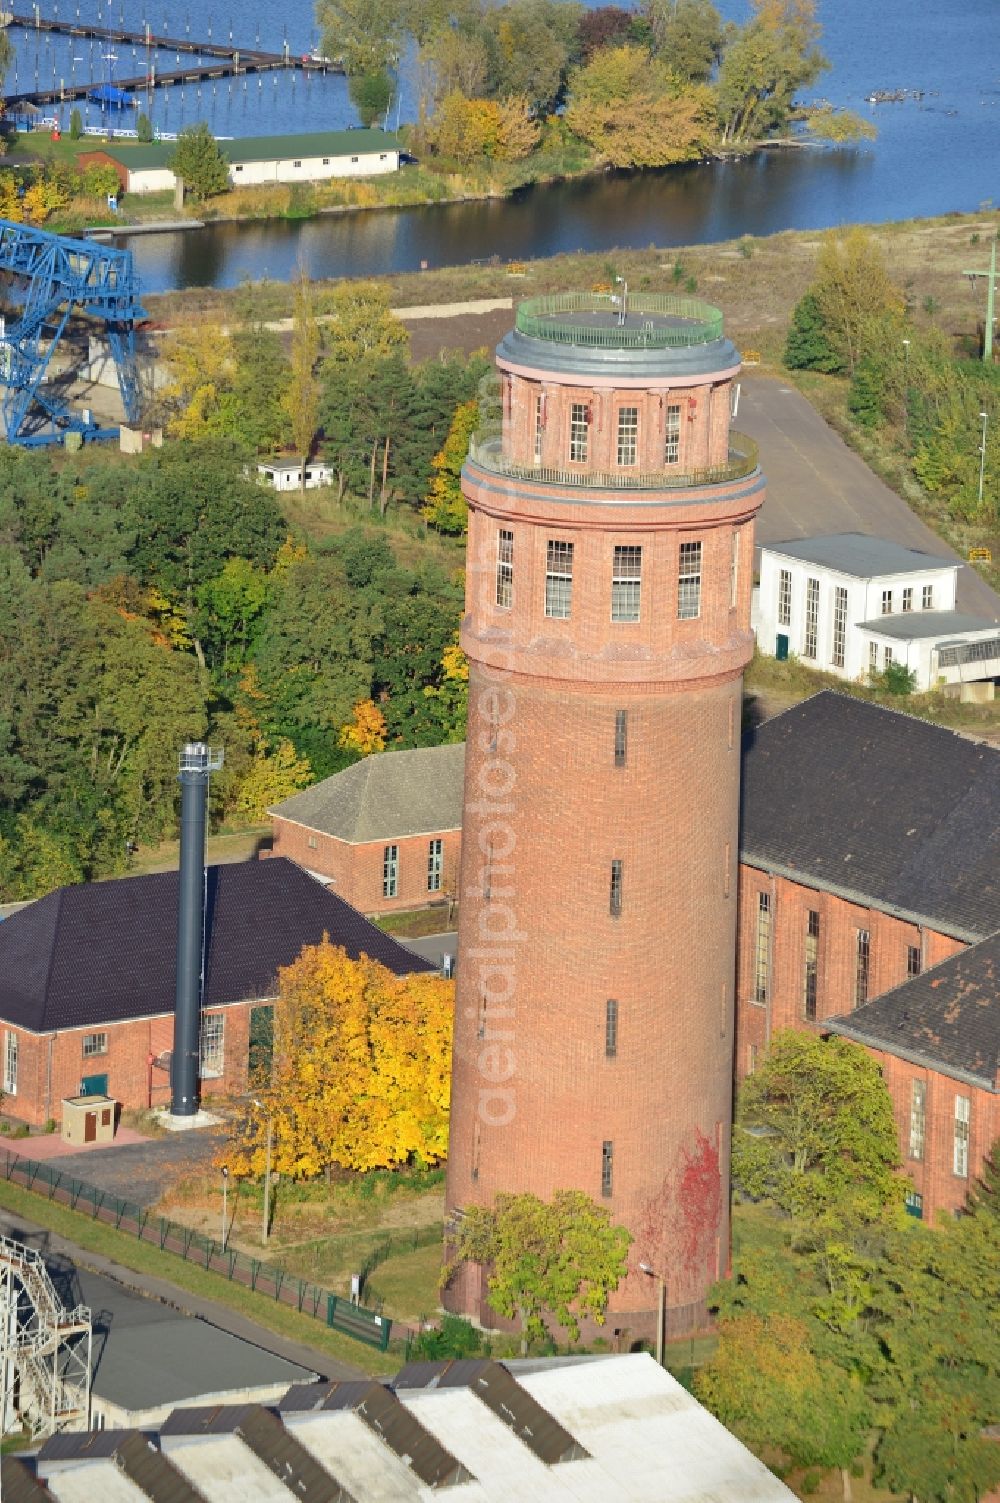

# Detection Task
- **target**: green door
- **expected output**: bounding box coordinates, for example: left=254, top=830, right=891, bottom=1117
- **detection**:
left=80, top=1072, right=108, bottom=1097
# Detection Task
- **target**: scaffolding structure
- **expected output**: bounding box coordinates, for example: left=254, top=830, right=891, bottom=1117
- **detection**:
left=0, top=219, right=146, bottom=445
left=0, top=1234, right=92, bottom=1439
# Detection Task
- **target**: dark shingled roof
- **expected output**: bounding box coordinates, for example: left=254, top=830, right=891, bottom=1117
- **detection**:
left=740, top=691, right=1000, bottom=941
left=826, top=931, right=1000, bottom=1089
left=271, top=743, right=465, bottom=843
left=0, top=857, right=432, bottom=1034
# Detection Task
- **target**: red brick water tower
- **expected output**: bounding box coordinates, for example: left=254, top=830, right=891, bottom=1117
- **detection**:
left=445, top=290, right=766, bottom=1338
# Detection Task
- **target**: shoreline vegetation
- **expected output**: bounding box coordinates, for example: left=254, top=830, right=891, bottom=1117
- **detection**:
left=4, top=0, right=873, bottom=236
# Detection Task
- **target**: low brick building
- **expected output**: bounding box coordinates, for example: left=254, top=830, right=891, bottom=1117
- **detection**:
left=269, top=743, right=464, bottom=917
left=0, top=857, right=432, bottom=1128
left=736, top=691, right=1000, bottom=1219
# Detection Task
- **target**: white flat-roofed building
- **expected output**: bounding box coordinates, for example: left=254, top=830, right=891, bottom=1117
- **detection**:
left=755, top=533, right=999, bottom=697
left=256, top=459, right=334, bottom=491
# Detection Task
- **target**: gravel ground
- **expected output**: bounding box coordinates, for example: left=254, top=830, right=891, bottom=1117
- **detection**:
left=51, top=1127, right=229, bottom=1208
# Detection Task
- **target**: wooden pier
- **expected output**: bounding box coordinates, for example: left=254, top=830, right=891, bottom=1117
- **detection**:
left=3, top=10, right=341, bottom=107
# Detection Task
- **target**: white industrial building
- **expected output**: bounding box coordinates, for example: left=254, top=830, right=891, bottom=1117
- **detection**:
left=87, top=130, right=401, bottom=196
left=256, top=459, right=334, bottom=491
left=15, top=1354, right=796, bottom=1503
left=755, top=534, right=1000, bottom=698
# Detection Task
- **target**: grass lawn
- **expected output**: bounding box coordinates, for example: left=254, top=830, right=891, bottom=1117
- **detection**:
left=0, top=1176, right=398, bottom=1376
left=366, top=1242, right=445, bottom=1323
left=376, top=905, right=457, bottom=939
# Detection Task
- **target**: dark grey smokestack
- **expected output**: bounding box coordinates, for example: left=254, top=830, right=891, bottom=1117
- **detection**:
left=171, top=742, right=222, bottom=1117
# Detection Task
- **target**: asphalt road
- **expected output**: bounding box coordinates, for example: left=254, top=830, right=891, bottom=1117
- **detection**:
left=404, top=932, right=458, bottom=970
left=740, top=375, right=1000, bottom=620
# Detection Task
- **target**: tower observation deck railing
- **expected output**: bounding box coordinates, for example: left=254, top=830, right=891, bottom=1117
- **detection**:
left=515, top=292, right=725, bottom=348
left=466, top=431, right=759, bottom=491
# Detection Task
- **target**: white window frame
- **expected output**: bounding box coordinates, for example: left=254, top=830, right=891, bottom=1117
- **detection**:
left=869, top=640, right=879, bottom=674
left=803, top=577, right=819, bottom=659
left=678, top=540, right=702, bottom=620
left=777, top=568, right=792, bottom=627
left=954, top=1095, right=970, bottom=1177
left=199, top=1014, right=225, bottom=1079
left=82, top=1032, right=108, bottom=1058
left=664, top=403, right=681, bottom=464
left=909, top=1079, right=926, bottom=1162
left=3, top=1032, right=17, bottom=1096
left=496, top=528, right=513, bottom=609
left=611, top=545, right=641, bottom=623
left=881, top=588, right=893, bottom=615
left=832, top=585, right=848, bottom=668
left=533, top=393, right=543, bottom=463
left=383, top=843, right=399, bottom=899
left=616, top=406, right=638, bottom=467
left=754, top=891, right=771, bottom=1004
left=569, top=402, right=588, bottom=463
left=922, top=584, right=934, bottom=609
left=902, top=586, right=913, bottom=613
left=427, top=838, right=443, bottom=893
left=545, top=540, right=574, bottom=619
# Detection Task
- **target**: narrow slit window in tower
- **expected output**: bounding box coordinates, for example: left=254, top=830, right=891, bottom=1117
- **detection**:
left=610, top=859, right=623, bottom=917
left=614, top=709, right=628, bottom=767
left=678, top=540, right=702, bottom=619
left=601, top=1140, right=614, bottom=1197
left=605, top=1000, right=618, bottom=1058
left=569, top=402, right=588, bottom=463
left=730, top=529, right=740, bottom=608
left=545, top=540, right=574, bottom=618
left=533, top=392, right=543, bottom=463
left=611, top=545, right=642, bottom=622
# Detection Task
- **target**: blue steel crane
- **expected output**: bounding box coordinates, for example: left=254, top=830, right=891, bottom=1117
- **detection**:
left=0, top=219, right=146, bottom=445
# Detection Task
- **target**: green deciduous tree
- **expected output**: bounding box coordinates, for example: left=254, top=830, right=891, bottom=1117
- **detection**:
left=317, top=0, right=405, bottom=75
left=812, top=227, right=905, bottom=376
left=168, top=121, right=230, bottom=201
left=348, top=70, right=394, bottom=126
left=717, top=0, right=827, bottom=143
left=645, top=0, right=725, bottom=81
left=733, top=1029, right=904, bottom=1228
left=284, top=267, right=322, bottom=489
left=446, top=1190, right=631, bottom=1353
left=423, top=399, right=477, bottom=534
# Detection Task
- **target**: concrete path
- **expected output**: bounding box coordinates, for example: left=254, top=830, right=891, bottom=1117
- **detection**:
left=0, top=1200, right=366, bottom=1381
left=741, top=374, right=1000, bottom=619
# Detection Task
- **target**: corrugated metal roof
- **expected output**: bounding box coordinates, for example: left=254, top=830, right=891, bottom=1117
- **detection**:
left=0, top=1458, right=55, bottom=1503
left=762, top=532, right=955, bottom=578
left=162, top=1406, right=357, bottom=1503
left=38, top=1433, right=207, bottom=1503
left=100, top=130, right=400, bottom=172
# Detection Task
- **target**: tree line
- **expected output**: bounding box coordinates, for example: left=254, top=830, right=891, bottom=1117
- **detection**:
left=316, top=0, right=873, bottom=174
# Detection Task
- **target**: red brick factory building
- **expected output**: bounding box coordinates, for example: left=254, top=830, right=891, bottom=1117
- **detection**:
left=443, top=290, right=766, bottom=1338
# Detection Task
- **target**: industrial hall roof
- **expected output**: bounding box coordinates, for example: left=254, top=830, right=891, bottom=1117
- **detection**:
left=271, top=742, right=466, bottom=844
left=761, top=533, right=957, bottom=578
left=17, top=1353, right=796, bottom=1502
left=0, top=857, right=432, bottom=1034
left=857, top=610, right=998, bottom=640
left=826, top=930, right=999, bottom=1091
left=740, top=691, right=1000, bottom=941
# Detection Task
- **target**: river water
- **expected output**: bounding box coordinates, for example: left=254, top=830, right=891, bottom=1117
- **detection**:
left=9, top=0, right=1000, bottom=290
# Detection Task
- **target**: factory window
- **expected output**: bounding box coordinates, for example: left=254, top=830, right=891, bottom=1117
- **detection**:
left=605, top=999, right=618, bottom=1058
left=777, top=568, right=792, bottom=627
left=907, top=944, right=922, bottom=978
left=383, top=843, right=399, bottom=899
left=601, top=1140, right=614, bottom=1197
left=869, top=640, right=878, bottom=674
left=569, top=402, right=589, bottom=463
left=616, top=406, right=638, bottom=467
left=351, top=155, right=359, bottom=163
left=677, top=540, right=702, bottom=620
left=322, top=157, right=330, bottom=165
left=954, top=1095, right=970, bottom=1178
left=496, top=528, right=513, bottom=609
left=611, top=545, right=642, bottom=622
left=754, top=892, right=770, bottom=1004
left=545, top=539, right=574, bottom=619
left=293, top=159, right=302, bottom=168
left=922, top=584, right=934, bottom=609
left=904, top=1190, right=923, bottom=1219
left=832, top=586, right=848, bottom=668
left=609, top=859, right=623, bottom=918
left=379, top=153, right=387, bottom=160
left=803, top=577, right=819, bottom=659
left=307, top=835, right=317, bottom=850
left=234, top=164, right=243, bottom=173
left=533, top=392, right=543, bottom=462
left=82, top=1032, right=108, bottom=1058
left=614, top=709, right=628, bottom=768
left=881, top=588, right=893, bottom=615
left=427, top=838, right=443, bottom=893
left=855, top=928, right=870, bottom=1007
left=730, top=529, right=740, bottom=609
left=3, top=1032, right=17, bottom=1096
left=199, top=1014, right=225, bottom=1079
left=664, top=403, right=681, bottom=464
left=902, top=586, right=913, bottom=612
left=909, top=1079, right=926, bottom=1162
left=803, top=910, right=819, bottom=1021
left=884, top=646, right=894, bottom=667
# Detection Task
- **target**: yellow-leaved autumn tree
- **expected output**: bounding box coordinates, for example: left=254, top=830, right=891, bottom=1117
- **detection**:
left=339, top=699, right=387, bottom=756
left=221, top=943, right=453, bottom=1179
